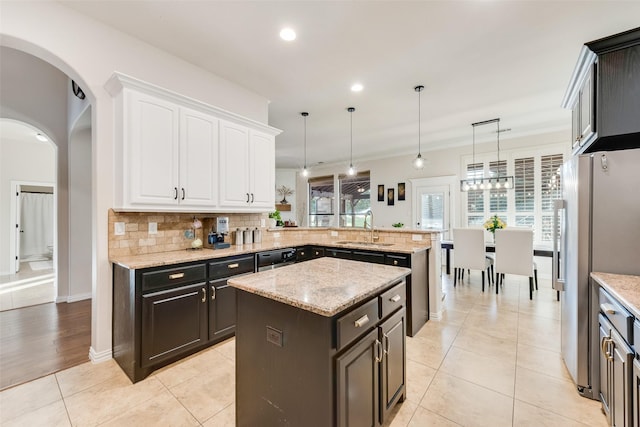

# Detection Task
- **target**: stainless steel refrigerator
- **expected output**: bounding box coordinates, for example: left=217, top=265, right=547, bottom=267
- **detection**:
left=553, top=148, right=640, bottom=400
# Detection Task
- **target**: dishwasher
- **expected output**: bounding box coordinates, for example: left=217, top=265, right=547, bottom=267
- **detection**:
left=256, top=248, right=297, bottom=271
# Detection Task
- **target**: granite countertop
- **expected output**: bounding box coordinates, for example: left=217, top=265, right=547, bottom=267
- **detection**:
left=227, top=257, right=411, bottom=317
left=110, top=240, right=431, bottom=270
left=591, top=272, right=640, bottom=318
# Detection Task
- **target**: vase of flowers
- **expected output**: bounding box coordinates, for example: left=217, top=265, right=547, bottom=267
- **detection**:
left=483, top=215, right=506, bottom=242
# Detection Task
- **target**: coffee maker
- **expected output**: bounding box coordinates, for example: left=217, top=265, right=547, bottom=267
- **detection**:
left=207, top=217, right=231, bottom=249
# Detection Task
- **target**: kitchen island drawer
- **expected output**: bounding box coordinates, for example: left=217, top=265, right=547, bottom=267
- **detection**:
left=208, top=255, right=254, bottom=281
left=380, top=280, right=406, bottom=319
left=336, top=298, right=379, bottom=351
left=141, top=263, right=206, bottom=292
left=599, top=287, right=633, bottom=343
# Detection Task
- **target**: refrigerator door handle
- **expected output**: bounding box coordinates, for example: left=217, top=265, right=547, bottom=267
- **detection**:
left=552, top=199, right=566, bottom=292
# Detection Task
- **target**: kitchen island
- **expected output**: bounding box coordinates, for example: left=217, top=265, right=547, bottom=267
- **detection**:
left=228, top=257, right=411, bottom=427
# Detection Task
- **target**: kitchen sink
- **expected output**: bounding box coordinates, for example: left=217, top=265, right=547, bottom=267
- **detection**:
left=334, top=240, right=394, bottom=247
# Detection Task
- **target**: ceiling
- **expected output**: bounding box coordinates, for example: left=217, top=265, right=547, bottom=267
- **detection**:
left=59, top=1, right=640, bottom=169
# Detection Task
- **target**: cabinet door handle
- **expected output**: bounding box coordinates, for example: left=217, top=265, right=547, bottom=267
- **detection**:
left=228, top=263, right=239, bottom=269
left=383, top=333, right=390, bottom=355
left=169, top=273, right=185, bottom=280
left=201, top=287, right=206, bottom=303
left=354, top=314, right=369, bottom=328
left=374, top=339, right=383, bottom=363
left=251, top=193, right=254, bottom=203
left=390, top=294, right=401, bottom=303
left=246, top=193, right=250, bottom=203
left=181, top=188, right=185, bottom=200
left=211, top=285, right=216, bottom=300
left=174, top=187, right=178, bottom=200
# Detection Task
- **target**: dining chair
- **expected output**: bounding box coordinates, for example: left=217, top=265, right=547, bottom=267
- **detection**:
left=452, top=228, right=494, bottom=292
left=494, top=228, right=538, bottom=299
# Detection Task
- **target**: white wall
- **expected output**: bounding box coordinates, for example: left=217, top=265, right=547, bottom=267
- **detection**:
left=1, top=2, right=272, bottom=362
left=275, top=169, right=297, bottom=223
left=0, top=133, right=56, bottom=275
left=300, top=130, right=570, bottom=228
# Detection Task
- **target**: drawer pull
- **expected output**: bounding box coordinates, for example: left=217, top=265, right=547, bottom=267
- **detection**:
left=228, top=263, right=240, bottom=269
left=393, top=260, right=398, bottom=265
left=600, top=303, right=617, bottom=316
left=390, top=295, right=401, bottom=303
left=354, top=314, right=370, bottom=328
left=169, top=273, right=185, bottom=280
left=300, top=251, right=305, bottom=256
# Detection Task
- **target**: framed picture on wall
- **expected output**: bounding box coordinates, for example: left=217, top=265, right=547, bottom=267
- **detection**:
left=387, top=188, right=395, bottom=206
left=378, top=185, right=385, bottom=202
left=398, top=183, right=406, bottom=201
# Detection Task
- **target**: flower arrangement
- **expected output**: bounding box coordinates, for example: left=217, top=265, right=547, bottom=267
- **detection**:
left=484, top=215, right=506, bottom=234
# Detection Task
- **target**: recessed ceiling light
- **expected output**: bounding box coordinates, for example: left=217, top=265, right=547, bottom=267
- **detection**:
left=35, top=133, right=48, bottom=142
left=351, top=83, right=363, bottom=92
left=280, top=28, right=296, bottom=41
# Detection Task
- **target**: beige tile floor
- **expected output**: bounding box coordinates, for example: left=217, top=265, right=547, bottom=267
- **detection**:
left=0, top=261, right=55, bottom=311
left=0, top=273, right=608, bottom=426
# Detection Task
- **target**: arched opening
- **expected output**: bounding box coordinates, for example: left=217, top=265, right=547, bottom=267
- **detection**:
left=0, top=45, right=95, bottom=389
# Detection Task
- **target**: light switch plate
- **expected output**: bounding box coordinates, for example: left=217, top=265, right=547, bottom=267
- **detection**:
left=331, top=231, right=338, bottom=237
left=114, top=222, right=125, bottom=236
left=148, top=222, right=158, bottom=234
left=261, top=218, right=266, bottom=227
left=273, top=232, right=280, bottom=238
left=411, top=234, right=423, bottom=241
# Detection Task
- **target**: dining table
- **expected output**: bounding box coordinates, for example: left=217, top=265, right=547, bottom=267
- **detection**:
left=440, top=239, right=554, bottom=275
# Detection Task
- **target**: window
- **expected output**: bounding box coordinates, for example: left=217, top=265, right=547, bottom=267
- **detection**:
left=308, top=175, right=334, bottom=227
left=339, top=172, right=370, bottom=227
left=463, top=149, right=564, bottom=245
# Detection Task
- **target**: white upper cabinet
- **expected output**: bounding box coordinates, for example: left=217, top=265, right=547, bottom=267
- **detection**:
left=219, top=123, right=275, bottom=210
left=106, top=73, right=280, bottom=212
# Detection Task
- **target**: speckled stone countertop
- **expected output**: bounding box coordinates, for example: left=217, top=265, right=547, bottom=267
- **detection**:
left=228, top=257, right=411, bottom=317
left=591, top=272, right=640, bottom=318
left=110, top=240, right=430, bottom=270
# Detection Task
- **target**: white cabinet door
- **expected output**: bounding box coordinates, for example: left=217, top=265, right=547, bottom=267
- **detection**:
left=249, top=130, right=275, bottom=209
left=179, top=108, right=219, bottom=208
left=219, top=121, right=251, bottom=207
left=128, top=92, right=179, bottom=206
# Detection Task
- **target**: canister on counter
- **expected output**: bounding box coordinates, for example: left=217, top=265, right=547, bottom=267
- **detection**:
left=235, top=228, right=243, bottom=246
left=243, top=228, right=253, bottom=244
left=253, top=227, right=262, bottom=243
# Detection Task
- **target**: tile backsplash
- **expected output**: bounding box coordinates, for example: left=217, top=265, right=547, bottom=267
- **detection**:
left=108, top=209, right=266, bottom=257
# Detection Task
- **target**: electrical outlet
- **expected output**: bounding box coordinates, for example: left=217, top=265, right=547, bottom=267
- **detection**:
left=331, top=231, right=338, bottom=237
left=411, top=234, right=423, bottom=241
left=148, top=222, right=158, bottom=234
left=114, top=222, right=125, bottom=236
left=273, top=232, right=280, bottom=238
left=261, top=218, right=266, bottom=227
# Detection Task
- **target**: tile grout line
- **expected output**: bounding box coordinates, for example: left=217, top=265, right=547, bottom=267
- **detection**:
left=54, top=373, right=73, bottom=426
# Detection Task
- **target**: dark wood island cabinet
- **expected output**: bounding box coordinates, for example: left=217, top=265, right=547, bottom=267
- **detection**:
left=229, top=257, right=410, bottom=427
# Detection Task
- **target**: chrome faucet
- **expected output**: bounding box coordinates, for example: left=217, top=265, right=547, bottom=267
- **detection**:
left=364, top=210, right=378, bottom=243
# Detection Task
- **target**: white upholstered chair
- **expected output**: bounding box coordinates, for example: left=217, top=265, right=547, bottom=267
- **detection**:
left=494, top=228, right=538, bottom=299
left=452, top=228, right=493, bottom=292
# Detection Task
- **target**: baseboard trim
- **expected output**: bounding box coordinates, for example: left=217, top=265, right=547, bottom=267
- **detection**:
left=55, top=296, right=67, bottom=303
left=430, top=309, right=443, bottom=320
left=89, top=346, right=112, bottom=363
left=67, top=292, right=92, bottom=303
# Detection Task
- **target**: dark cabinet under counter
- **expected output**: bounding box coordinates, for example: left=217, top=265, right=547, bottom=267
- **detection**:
left=113, top=253, right=255, bottom=383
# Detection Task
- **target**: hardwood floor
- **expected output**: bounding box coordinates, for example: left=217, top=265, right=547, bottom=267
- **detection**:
left=0, top=299, right=91, bottom=390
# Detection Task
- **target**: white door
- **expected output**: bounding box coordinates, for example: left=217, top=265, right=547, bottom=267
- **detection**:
left=128, top=91, right=179, bottom=206
left=412, top=180, right=453, bottom=240
left=179, top=108, right=219, bottom=207
left=15, top=188, right=21, bottom=272
left=219, top=121, right=250, bottom=207
left=249, top=130, right=275, bottom=208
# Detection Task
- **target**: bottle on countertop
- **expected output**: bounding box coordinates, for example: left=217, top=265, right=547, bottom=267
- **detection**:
left=235, top=228, right=243, bottom=246
left=253, top=227, right=262, bottom=243
left=243, top=228, right=253, bottom=244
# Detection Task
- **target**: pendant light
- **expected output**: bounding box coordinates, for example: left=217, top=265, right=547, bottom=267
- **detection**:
left=301, top=112, right=309, bottom=177
left=459, top=118, right=514, bottom=191
left=347, top=107, right=356, bottom=176
left=413, top=85, right=425, bottom=169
